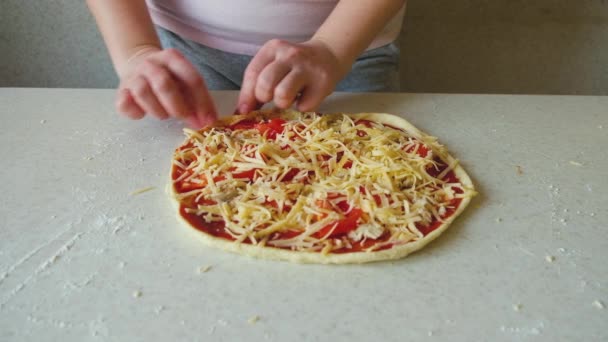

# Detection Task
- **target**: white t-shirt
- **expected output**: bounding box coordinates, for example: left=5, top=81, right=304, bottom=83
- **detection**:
left=146, top=0, right=406, bottom=56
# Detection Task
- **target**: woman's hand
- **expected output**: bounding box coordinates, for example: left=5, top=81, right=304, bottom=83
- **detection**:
left=116, top=47, right=217, bottom=128
left=237, top=39, right=346, bottom=114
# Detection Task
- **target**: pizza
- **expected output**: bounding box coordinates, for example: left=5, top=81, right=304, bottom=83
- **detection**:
left=169, top=109, right=476, bottom=263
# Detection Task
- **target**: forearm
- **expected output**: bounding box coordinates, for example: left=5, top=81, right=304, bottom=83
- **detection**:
left=312, top=0, right=406, bottom=74
left=86, top=0, right=160, bottom=77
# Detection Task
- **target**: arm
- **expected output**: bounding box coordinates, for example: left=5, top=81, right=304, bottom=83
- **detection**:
left=86, top=0, right=159, bottom=76
left=87, top=0, right=216, bottom=127
left=312, top=0, right=407, bottom=77
left=237, top=0, right=406, bottom=113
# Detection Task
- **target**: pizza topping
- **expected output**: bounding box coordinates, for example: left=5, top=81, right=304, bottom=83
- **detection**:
left=172, top=111, right=475, bottom=253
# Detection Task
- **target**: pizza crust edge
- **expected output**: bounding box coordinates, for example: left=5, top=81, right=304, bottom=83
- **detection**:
left=169, top=111, right=475, bottom=264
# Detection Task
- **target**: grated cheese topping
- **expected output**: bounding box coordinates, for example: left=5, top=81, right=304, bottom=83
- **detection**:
left=172, top=112, right=475, bottom=253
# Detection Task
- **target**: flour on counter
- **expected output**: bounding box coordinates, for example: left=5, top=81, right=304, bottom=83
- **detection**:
left=500, top=321, right=545, bottom=336
left=592, top=300, right=604, bottom=309
left=1, top=232, right=84, bottom=307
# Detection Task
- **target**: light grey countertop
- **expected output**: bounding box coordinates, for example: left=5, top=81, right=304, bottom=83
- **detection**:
left=0, top=88, right=606, bottom=341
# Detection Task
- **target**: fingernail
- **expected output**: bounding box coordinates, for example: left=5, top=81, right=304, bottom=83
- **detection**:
left=238, top=104, right=249, bottom=115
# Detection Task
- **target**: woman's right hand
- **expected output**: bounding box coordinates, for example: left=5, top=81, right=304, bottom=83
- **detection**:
left=116, top=47, right=217, bottom=128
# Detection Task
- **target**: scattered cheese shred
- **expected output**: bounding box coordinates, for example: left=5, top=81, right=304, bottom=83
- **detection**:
left=247, top=315, right=261, bottom=324
left=172, top=112, right=475, bottom=252
left=592, top=300, right=604, bottom=309
left=130, top=186, right=156, bottom=196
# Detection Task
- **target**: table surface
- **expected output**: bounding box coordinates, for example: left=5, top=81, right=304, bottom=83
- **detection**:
left=0, top=88, right=606, bottom=342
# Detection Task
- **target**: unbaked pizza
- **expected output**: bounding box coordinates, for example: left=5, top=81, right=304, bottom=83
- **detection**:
left=169, top=109, right=476, bottom=263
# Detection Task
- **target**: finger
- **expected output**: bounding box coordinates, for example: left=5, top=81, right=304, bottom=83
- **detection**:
left=237, top=40, right=280, bottom=114
left=233, top=100, right=263, bottom=115
left=255, top=62, right=291, bottom=103
left=153, top=49, right=218, bottom=125
left=129, top=76, right=169, bottom=120
left=273, top=70, right=307, bottom=109
left=141, top=61, right=190, bottom=119
left=116, top=89, right=145, bottom=120
left=296, top=83, right=331, bottom=112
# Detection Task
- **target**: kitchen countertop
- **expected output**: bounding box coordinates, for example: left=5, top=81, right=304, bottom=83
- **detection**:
left=0, top=88, right=606, bottom=341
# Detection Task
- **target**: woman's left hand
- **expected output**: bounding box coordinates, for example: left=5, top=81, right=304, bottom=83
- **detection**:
left=237, top=38, right=346, bottom=114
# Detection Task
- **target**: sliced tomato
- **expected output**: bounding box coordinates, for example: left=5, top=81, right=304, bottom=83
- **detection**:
left=232, top=168, right=257, bottom=181
left=178, top=172, right=227, bottom=191
left=336, top=200, right=350, bottom=213
left=416, top=145, right=429, bottom=157
left=358, top=186, right=382, bottom=205
left=314, top=199, right=332, bottom=220
left=281, top=168, right=300, bottom=182
left=230, top=119, right=257, bottom=130
left=255, top=118, right=286, bottom=139
left=355, top=119, right=374, bottom=128
left=405, top=143, right=429, bottom=158
left=275, top=230, right=301, bottom=239
left=179, top=181, right=206, bottom=191
left=265, top=199, right=292, bottom=213
left=313, top=208, right=362, bottom=238
left=196, top=198, right=217, bottom=205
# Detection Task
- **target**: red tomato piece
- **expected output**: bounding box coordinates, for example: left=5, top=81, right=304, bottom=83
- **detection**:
left=255, top=118, right=286, bottom=139
left=281, top=168, right=301, bottom=182
left=232, top=169, right=257, bottom=180
left=230, top=119, right=257, bottom=130
left=336, top=200, right=350, bottom=213
left=355, top=119, right=374, bottom=128
left=314, top=208, right=363, bottom=238
left=405, top=143, right=429, bottom=158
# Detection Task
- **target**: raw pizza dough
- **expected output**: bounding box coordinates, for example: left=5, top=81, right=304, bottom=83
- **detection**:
left=169, top=109, right=476, bottom=264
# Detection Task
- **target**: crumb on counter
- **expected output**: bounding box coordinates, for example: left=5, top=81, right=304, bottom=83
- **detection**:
left=198, top=265, right=213, bottom=274
left=569, top=161, right=583, bottom=167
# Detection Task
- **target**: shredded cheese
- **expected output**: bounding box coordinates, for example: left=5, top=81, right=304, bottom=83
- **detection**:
left=172, top=112, right=475, bottom=253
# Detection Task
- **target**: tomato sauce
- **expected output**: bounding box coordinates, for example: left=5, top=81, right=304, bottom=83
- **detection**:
left=174, top=117, right=464, bottom=253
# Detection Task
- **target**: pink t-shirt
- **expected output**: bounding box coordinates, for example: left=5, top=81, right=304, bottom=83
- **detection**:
left=146, top=0, right=405, bottom=56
